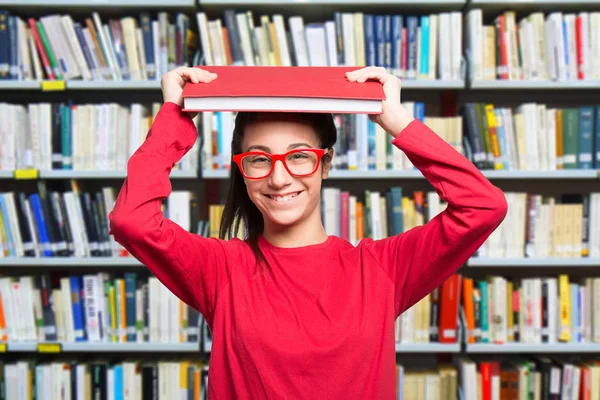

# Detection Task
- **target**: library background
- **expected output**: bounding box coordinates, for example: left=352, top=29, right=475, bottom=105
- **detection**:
left=0, top=0, right=599, bottom=398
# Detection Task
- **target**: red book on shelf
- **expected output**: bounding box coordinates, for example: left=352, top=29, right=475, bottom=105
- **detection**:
left=181, top=66, right=386, bottom=114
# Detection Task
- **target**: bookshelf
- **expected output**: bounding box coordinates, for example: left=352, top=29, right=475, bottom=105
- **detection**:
left=1, top=0, right=600, bottom=398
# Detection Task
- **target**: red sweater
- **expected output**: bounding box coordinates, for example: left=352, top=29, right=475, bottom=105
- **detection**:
left=109, top=102, right=508, bottom=399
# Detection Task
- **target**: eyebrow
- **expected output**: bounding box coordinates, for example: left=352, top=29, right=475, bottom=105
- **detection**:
left=246, top=142, right=315, bottom=152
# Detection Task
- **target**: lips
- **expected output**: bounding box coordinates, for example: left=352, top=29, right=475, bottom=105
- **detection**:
left=264, top=191, right=302, bottom=203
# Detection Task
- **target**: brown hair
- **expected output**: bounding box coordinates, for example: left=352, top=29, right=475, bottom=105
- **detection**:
left=219, top=111, right=337, bottom=272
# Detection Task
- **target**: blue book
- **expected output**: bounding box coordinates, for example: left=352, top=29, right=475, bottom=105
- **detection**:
left=390, top=187, right=403, bottom=235
left=363, top=15, right=376, bottom=67
left=406, top=17, right=418, bottom=79
left=367, top=119, right=376, bottom=169
left=69, top=276, right=87, bottom=341
left=390, top=16, right=403, bottom=75
left=0, top=195, right=13, bottom=256
left=419, top=16, right=430, bottom=77
left=384, top=15, right=391, bottom=70
left=595, top=106, right=600, bottom=168
left=375, top=16, right=385, bottom=68
left=29, top=194, right=52, bottom=257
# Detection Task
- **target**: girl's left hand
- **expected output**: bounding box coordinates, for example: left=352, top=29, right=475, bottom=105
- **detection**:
left=346, top=66, right=414, bottom=138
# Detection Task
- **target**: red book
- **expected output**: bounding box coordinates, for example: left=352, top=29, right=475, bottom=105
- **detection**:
left=438, top=273, right=462, bottom=343
left=181, top=66, right=386, bottom=114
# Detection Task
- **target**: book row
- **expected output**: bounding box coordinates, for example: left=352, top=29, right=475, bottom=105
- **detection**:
left=457, top=356, right=600, bottom=400
left=5, top=270, right=600, bottom=349
left=0, top=360, right=209, bottom=400
left=461, top=103, right=600, bottom=172
left=0, top=272, right=203, bottom=344
left=0, top=360, right=460, bottom=400
left=3, top=357, right=600, bottom=400
left=462, top=274, right=600, bottom=346
left=2, top=186, right=599, bottom=261
left=0, top=11, right=199, bottom=82
left=197, top=10, right=463, bottom=81
left=476, top=192, right=600, bottom=259
left=319, top=187, right=600, bottom=259
left=0, top=101, right=198, bottom=173
left=0, top=182, right=125, bottom=259
left=5, top=9, right=598, bottom=82
left=466, top=9, right=600, bottom=82
left=1, top=100, right=600, bottom=175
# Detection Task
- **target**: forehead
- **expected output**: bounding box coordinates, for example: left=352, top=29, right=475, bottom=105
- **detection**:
left=241, top=117, right=320, bottom=152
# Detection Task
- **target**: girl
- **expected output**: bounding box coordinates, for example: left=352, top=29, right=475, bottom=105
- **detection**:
left=109, top=66, right=507, bottom=399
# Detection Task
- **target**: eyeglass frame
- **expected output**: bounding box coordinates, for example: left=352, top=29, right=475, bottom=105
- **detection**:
left=232, top=147, right=332, bottom=180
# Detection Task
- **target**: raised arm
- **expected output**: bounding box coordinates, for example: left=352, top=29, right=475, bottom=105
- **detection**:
left=108, top=67, right=230, bottom=324
left=364, top=118, right=507, bottom=317
left=347, top=67, right=507, bottom=317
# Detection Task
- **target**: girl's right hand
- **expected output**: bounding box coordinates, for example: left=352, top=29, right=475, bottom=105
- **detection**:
left=160, top=66, right=218, bottom=108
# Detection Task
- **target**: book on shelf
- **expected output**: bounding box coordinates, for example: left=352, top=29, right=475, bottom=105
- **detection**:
left=475, top=192, right=600, bottom=259
left=0, top=8, right=463, bottom=82
left=466, top=9, right=600, bottom=82
left=462, top=274, right=600, bottom=346
left=181, top=66, right=386, bottom=114
left=461, top=103, right=600, bottom=171
left=0, top=359, right=209, bottom=400
left=0, top=10, right=199, bottom=82
left=196, top=10, right=463, bottom=80
left=458, top=356, right=600, bottom=400
left=0, top=271, right=203, bottom=345
left=0, top=101, right=199, bottom=174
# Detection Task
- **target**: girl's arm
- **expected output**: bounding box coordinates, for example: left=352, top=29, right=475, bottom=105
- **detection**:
left=109, top=102, right=234, bottom=324
left=362, top=118, right=507, bottom=318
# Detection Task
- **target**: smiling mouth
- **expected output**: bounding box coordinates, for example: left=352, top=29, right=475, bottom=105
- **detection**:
left=264, top=191, right=302, bottom=203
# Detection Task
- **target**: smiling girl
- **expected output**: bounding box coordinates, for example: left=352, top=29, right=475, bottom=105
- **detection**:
left=109, top=65, right=508, bottom=399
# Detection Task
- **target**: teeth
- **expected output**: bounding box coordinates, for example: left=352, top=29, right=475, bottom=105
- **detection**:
left=271, top=192, right=298, bottom=202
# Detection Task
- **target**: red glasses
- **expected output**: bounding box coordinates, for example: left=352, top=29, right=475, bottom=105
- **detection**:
left=233, top=148, right=330, bottom=180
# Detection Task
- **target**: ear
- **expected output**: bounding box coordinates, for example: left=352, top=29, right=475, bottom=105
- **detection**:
left=321, top=148, right=334, bottom=179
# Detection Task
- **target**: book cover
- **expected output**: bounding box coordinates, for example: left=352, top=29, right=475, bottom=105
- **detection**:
left=182, top=66, right=385, bottom=113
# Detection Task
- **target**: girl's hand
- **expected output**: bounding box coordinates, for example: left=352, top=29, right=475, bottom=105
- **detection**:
left=161, top=66, right=217, bottom=109
left=346, top=66, right=414, bottom=138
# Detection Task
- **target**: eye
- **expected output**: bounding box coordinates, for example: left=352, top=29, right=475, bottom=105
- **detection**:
left=250, top=156, right=270, bottom=163
left=290, top=153, right=309, bottom=160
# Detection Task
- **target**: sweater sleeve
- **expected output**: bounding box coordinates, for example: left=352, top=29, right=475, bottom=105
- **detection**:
left=108, top=102, right=232, bottom=325
left=362, top=119, right=508, bottom=318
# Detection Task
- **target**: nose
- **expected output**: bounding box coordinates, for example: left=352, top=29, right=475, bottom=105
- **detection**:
left=268, top=159, right=293, bottom=189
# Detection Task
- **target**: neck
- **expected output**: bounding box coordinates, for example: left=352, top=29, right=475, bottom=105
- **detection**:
left=262, top=208, right=328, bottom=248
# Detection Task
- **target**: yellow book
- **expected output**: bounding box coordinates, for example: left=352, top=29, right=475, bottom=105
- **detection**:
left=507, top=281, right=514, bottom=342
left=109, top=285, right=117, bottom=342
left=559, top=274, right=571, bottom=342
left=180, top=361, right=189, bottom=393
left=484, top=104, right=502, bottom=169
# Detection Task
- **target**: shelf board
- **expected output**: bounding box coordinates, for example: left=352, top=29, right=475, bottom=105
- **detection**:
left=67, top=80, right=161, bottom=90
left=0, top=0, right=194, bottom=6
left=468, top=0, right=600, bottom=9
left=202, top=169, right=600, bottom=180
left=466, top=343, right=600, bottom=353
left=6, top=342, right=199, bottom=352
left=482, top=170, right=599, bottom=179
left=468, top=257, right=600, bottom=267
left=395, top=343, right=460, bottom=352
left=200, top=0, right=465, bottom=5
left=0, top=257, right=143, bottom=267
left=400, top=79, right=465, bottom=89
left=470, top=79, right=600, bottom=89
left=0, top=80, right=41, bottom=90
left=40, top=169, right=197, bottom=179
